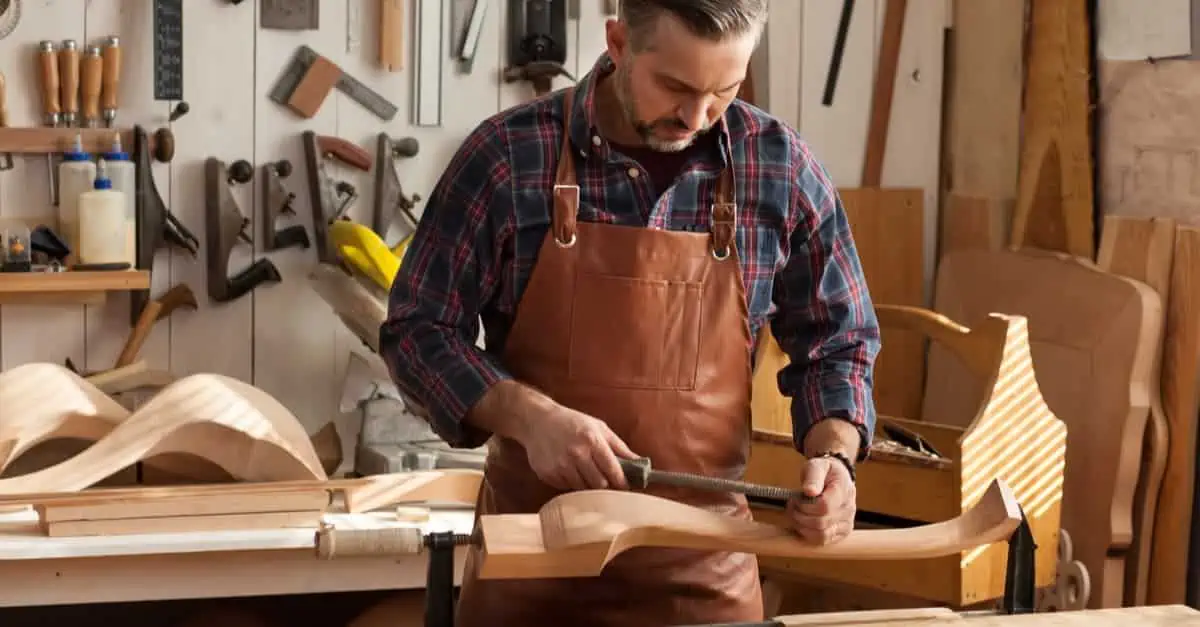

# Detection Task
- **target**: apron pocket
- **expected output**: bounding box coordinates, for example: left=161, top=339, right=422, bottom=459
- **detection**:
left=568, top=274, right=703, bottom=390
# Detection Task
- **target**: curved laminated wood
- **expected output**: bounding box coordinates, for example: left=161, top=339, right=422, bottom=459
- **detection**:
left=477, top=479, right=1021, bottom=580
left=0, top=363, right=131, bottom=473
left=0, top=368, right=327, bottom=494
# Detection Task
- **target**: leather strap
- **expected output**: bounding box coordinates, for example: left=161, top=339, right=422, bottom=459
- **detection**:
left=551, top=87, right=738, bottom=257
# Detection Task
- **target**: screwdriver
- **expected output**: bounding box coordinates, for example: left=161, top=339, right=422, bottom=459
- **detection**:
left=80, top=45, right=102, bottom=128
left=618, top=457, right=817, bottom=503
left=36, top=40, right=61, bottom=205
left=0, top=71, right=12, bottom=171
left=100, top=36, right=121, bottom=128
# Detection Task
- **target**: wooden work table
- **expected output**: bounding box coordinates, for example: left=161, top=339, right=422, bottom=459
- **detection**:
left=0, top=507, right=475, bottom=607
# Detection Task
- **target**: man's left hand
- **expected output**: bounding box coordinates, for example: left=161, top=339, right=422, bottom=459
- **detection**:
left=786, top=455, right=856, bottom=545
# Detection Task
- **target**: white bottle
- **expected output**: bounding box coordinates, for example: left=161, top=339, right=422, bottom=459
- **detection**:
left=57, top=133, right=97, bottom=265
left=101, top=134, right=137, bottom=267
left=78, top=159, right=128, bottom=266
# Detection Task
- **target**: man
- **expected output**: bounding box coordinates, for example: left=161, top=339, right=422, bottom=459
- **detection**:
left=381, top=0, right=880, bottom=624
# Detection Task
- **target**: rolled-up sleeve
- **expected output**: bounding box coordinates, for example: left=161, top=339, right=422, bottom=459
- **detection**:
left=379, top=121, right=514, bottom=449
left=771, top=147, right=881, bottom=461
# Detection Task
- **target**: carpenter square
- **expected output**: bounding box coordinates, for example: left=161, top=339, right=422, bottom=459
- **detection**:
left=269, top=45, right=397, bottom=121
left=618, top=457, right=816, bottom=503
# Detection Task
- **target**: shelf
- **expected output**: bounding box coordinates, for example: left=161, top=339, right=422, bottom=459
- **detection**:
left=0, top=270, right=151, bottom=306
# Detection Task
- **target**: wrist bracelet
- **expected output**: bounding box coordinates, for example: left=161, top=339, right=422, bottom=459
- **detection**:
left=813, top=451, right=856, bottom=483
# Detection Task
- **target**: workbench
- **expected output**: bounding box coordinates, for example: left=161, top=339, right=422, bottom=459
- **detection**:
left=0, top=506, right=474, bottom=608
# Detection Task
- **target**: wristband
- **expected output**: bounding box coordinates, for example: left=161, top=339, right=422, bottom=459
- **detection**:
left=813, top=451, right=856, bottom=483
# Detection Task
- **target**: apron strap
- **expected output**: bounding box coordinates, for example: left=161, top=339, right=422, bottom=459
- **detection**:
left=552, top=89, right=581, bottom=248
left=711, top=164, right=737, bottom=260
left=551, top=85, right=737, bottom=259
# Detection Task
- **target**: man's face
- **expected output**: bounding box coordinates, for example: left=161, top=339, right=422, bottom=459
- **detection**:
left=606, top=14, right=758, bottom=152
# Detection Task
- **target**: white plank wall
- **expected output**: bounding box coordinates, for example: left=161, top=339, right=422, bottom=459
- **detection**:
left=0, top=1, right=944, bottom=438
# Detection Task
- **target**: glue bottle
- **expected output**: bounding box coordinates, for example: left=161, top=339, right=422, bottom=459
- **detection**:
left=77, top=159, right=127, bottom=266
left=100, top=134, right=137, bottom=267
left=57, top=133, right=96, bottom=265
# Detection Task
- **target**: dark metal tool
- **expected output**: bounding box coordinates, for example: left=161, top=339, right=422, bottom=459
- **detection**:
left=301, top=130, right=370, bottom=263
left=503, top=0, right=575, bottom=97
left=371, top=132, right=421, bottom=242
left=260, top=159, right=309, bottom=251
left=260, top=0, right=318, bottom=30
left=618, top=457, right=815, bottom=503
left=204, top=157, right=282, bottom=303
left=133, top=125, right=196, bottom=326
left=270, top=45, right=397, bottom=121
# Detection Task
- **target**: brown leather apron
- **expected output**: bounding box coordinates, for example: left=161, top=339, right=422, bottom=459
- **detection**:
left=455, top=90, right=763, bottom=627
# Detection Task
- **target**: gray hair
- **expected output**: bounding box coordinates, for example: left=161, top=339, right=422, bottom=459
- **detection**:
left=619, top=0, right=768, bottom=51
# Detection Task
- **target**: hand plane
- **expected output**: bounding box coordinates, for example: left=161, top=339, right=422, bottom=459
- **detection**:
left=372, top=132, right=421, bottom=243
left=133, top=125, right=197, bottom=326
left=301, top=131, right=371, bottom=263
left=204, top=157, right=282, bottom=303
left=260, top=159, right=310, bottom=251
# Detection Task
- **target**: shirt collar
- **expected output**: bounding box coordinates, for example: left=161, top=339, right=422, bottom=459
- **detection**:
left=566, top=52, right=735, bottom=166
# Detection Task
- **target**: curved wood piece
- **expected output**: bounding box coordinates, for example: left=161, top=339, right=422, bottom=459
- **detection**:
left=0, top=370, right=327, bottom=494
left=309, top=263, right=388, bottom=354
left=0, top=363, right=132, bottom=472
left=477, top=479, right=1021, bottom=580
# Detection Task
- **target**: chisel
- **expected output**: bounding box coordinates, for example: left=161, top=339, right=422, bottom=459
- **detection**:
left=618, top=457, right=816, bottom=503
left=36, top=40, right=60, bottom=204
left=58, top=39, right=79, bottom=127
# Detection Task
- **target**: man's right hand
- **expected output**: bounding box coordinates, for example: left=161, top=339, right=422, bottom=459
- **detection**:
left=518, top=404, right=638, bottom=492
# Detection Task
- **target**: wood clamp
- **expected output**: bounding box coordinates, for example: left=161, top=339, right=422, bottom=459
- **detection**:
left=503, top=0, right=575, bottom=97
left=204, top=157, right=281, bottom=302
left=301, top=131, right=371, bottom=263
left=371, top=132, right=421, bottom=242
left=260, top=159, right=309, bottom=251
left=132, top=125, right=194, bottom=326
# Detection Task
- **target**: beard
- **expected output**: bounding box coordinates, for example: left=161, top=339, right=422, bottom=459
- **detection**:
left=613, top=63, right=710, bottom=153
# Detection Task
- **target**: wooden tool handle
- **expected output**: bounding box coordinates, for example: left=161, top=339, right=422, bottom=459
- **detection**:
left=115, top=300, right=163, bottom=368
left=379, top=0, right=403, bottom=71
left=861, top=0, right=907, bottom=187
left=0, top=71, right=7, bottom=128
left=37, top=41, right=61, bottom=119
left=58, top=41, right=80, bottom=118
left=80, top=46, right=103, bottom=124
left=100, top=37, right=121, bottom=113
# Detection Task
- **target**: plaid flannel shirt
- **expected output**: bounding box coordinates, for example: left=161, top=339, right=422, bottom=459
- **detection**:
left=381, top=53, right=881, bottom=458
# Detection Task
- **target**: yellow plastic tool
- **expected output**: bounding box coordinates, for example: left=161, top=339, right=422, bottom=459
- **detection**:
left=327, top=219, right=410, bottom=291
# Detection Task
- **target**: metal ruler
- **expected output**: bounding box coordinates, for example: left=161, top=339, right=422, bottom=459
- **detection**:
left=456, top=0, right=489, bottom=73
left=270, top=46, right=398, bottom=121
left=413, top=0, right=443, bottom=126
left=152, top=0, right=183, bottom=100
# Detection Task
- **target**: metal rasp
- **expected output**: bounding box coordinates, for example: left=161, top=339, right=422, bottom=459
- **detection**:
left=618, top=457, right=816, bottom=503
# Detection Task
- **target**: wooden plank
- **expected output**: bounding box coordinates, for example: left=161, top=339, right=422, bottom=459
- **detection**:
left=1010, top=0, right=1095, bottom=258
left=842, top=187, right=926, bottom=419
left=1094, top=215, right=1175, bottom=606
left=44, top=510, right=321, bottom=537
left=940, top=0, right=1025, bottom=258
left=1147, top=226, right=1200, bottom=604
left=38, top=490, right=330, bottom=522
left=878, top=0, right=945, bottom=294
